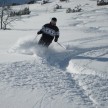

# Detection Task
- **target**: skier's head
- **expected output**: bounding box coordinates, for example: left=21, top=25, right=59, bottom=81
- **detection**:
left=51, top=17, right=57, bottom=25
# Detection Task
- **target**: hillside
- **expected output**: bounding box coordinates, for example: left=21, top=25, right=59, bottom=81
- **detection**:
left=0, top=0, right=108, bottom=108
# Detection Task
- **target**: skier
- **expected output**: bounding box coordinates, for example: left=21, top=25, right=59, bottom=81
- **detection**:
left=37, top=17, right=59, bottom=47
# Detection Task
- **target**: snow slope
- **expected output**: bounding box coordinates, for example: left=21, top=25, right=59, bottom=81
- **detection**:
left=0, top=0, right=108, bottom=108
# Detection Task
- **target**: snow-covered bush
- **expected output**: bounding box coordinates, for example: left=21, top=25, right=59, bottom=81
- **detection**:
left=11, top=3, right=20, bottom=6
left=50, top=4, right=62, bottom=12
left=66, top=5, right=82, bottom=13
left=10, top=7, right=31, bottom=17
left=27, top=0, right=35, bottom=4
left=60, top=0, right=69, bottom=2
left=73, top=5, right=82, bottom=12
left=54, top=4, right=62, bottom=9
left=97, top=0, right=108, bottom=6
left=66, top=8, right=72, bottom=13
left=22, top=7, right=31, bottom=15
left=41, top=0, right=49, bottom=5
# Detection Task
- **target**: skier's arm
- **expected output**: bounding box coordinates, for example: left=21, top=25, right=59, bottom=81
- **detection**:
left=37, top=25, right=45, bottom=35
left=37, top=30, right=42, bottom=35
left=54, top=29, right=59, bottom=42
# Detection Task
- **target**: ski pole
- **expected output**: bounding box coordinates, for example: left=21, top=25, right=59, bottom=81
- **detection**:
left=34, top=34, right=38, bottom=42
left=57, top=42, right=66, bottom=50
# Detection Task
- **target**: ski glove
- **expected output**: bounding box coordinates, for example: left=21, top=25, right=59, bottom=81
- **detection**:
left=37, top=31, right=40, bottom=35
left=37, top=31, right=42, bottom=35
left=54, top=38, right=58, bottom=42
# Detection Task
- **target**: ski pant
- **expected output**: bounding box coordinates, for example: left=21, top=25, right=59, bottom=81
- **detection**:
left=38, top=35, right=54, bottom=47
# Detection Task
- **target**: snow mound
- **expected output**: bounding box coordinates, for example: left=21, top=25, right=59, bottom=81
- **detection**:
left=67, top=60, right=108, bottom=79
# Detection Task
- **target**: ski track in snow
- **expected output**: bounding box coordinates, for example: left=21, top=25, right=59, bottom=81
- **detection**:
left=0, top=59, right=95, bottom=108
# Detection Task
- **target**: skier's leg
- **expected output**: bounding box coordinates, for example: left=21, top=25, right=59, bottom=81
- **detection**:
left=38, top=36, right=53, bottom=47
left=44, top=41, right=52, bottom=47
left=44, top=37, right=53, bottom=47
left=38, top=36, right=45, bottom=46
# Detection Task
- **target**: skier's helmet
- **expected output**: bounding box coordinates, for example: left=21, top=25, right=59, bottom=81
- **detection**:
left=51, top=17, right=57, bottom=22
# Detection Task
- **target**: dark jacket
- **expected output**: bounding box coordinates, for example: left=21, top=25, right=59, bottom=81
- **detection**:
left=37, top=23, right=59, bottom=41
